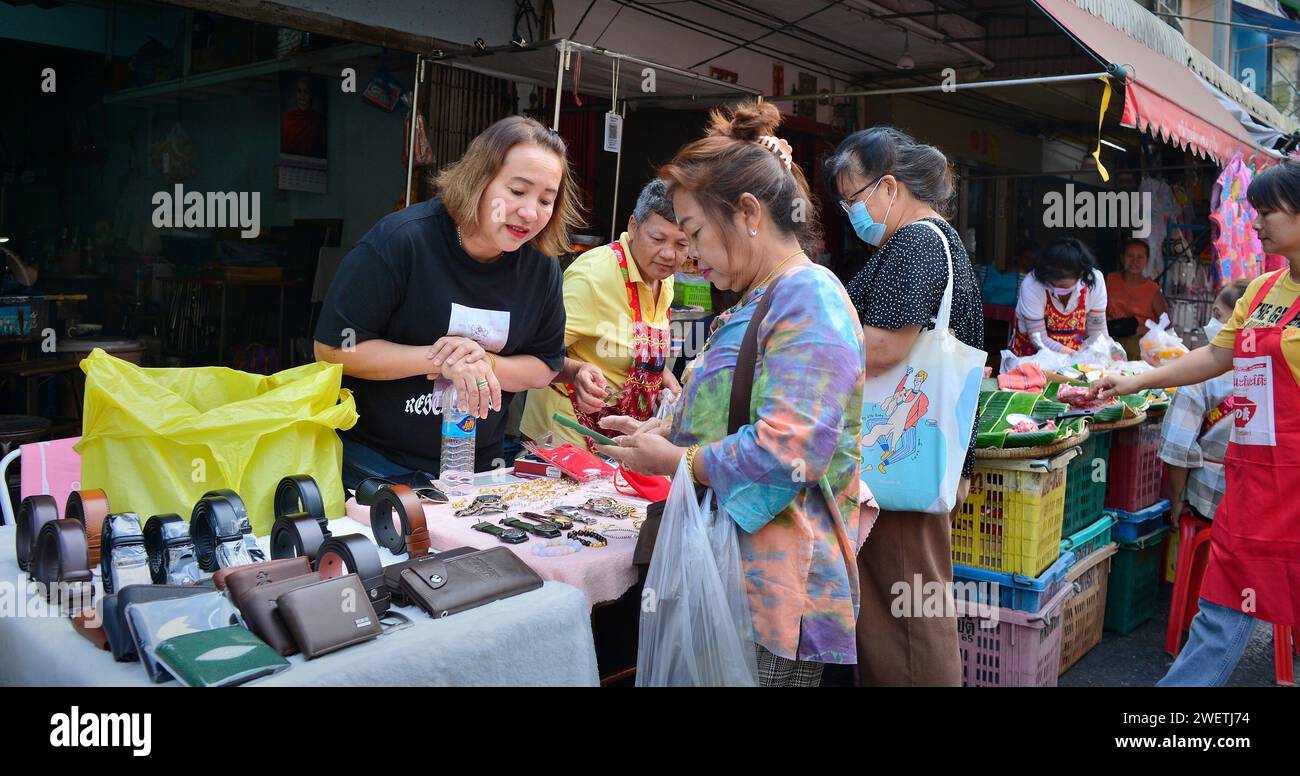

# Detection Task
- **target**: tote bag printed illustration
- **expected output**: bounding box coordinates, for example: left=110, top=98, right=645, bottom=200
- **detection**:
left=860, top=220, right=985, bottom=514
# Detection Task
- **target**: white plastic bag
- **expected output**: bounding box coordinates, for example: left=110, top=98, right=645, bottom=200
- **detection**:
left=1140, top=313, right=1189, bottom=366
left=636, top=456, right=758, bottom=687
left=861, top=220, right=986, bottom=514
left=999, top=333, right=1126, bottom=375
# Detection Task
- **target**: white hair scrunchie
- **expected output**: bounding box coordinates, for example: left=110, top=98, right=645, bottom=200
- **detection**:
left=757, top=135, right=793, bottom=171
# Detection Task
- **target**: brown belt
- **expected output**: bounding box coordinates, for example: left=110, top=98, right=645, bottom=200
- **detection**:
left=16, top=495, right=59, bottom=572
left=31, top=519, right=96, bottom=607
left=370, top=484, right=431, bottom=558
left=66, top=489, right=111, bottom=568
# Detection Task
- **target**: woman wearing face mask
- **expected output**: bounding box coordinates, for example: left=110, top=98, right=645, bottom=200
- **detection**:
left=1158, top=280, right=1250, bottom=529
left=827, top=126, right=983, bottom=687
left=1098, top=159, right=1300, bottom=685
left=597, top=103, right=867, bottom=686
left=1010, top=237, right=1107, bottom=357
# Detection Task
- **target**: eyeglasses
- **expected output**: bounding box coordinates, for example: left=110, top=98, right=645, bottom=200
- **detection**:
left=839, top=177, right=881, bottom=213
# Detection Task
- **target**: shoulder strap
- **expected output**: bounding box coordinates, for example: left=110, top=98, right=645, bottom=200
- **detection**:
left=729, top=273, right=785, bottom=435
left=915, top=219, right=955, bottom=332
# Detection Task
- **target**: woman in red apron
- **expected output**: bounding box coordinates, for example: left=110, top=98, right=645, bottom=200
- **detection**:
left=1009, top=238, right=1108, bottom=357
left=559, top=239, right=672, bottom=450
left=1099, top=160, right=1300, bottom=684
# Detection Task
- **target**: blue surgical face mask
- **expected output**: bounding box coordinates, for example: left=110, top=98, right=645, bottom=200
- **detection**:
left=843, top=179, right=896, bottom=247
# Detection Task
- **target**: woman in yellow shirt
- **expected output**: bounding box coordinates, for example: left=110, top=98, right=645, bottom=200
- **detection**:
left=521, top=179, right=687, bottom=446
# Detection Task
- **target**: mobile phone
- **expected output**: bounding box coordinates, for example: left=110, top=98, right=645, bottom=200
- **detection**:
left=551, top=413, right=618, bottom=446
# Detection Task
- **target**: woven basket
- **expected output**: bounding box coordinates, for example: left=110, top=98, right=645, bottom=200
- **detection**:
left=976, top=428, right=1089, bottom=460
left=1089, top=412, right=1148, bottom=433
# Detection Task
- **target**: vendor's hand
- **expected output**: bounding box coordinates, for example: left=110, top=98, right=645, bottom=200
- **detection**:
left=1096, top=373, right=1143, bottom=399
left=427, top=336, right=487, bottom=370
left=599, top=415, right=668, bottom=439
left=443, top=357, right=501, bottom=419
left=595, top=433, right=685, bottom=477
left=573, top=362, right=607, bottom=414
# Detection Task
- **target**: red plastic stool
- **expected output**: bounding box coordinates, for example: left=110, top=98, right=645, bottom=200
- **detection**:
left=1165, top=510, right=1214, bottom=657
left=1276, top=626, right=1296, bottom=687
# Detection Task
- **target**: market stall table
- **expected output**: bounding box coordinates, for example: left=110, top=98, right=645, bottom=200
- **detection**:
left=346, top=469, right=651, bottom=607
left=0, top=517, right=599, bottom=687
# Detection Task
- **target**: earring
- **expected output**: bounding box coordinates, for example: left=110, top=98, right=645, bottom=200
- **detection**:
left=749, top=229, right=757, bottom=237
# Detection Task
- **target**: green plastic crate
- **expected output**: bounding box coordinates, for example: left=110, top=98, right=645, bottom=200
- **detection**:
left=1103, top=525, right=1169, bottom=635
left=672, top=277, right=712, bottom=312
left=1062, top=430, right=1111, bottom=537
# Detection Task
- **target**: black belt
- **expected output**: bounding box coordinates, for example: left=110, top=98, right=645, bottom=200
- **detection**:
left=32, top=518, right=95, bottom=606
left=275, top=475, right=331, bottom=537
left=314, top=533, right=390, bottom=615
left=16, top=495, right=59, bottom=573
left=65, top=489, right=110, bottom=568
left=272, top=475, right=330, bottom=561
left=99, top=512, right=150, bottom=594
left=190, top=493, right=248, bottom=572
left=355, top=475, right=447, bottom=507
left=370, top=484, right=431, bottom=557
left=143, top=513, right=195, bottom=584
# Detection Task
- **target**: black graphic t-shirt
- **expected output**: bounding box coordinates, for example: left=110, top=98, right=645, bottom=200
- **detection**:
left=314, top=198, right=566, bottom=474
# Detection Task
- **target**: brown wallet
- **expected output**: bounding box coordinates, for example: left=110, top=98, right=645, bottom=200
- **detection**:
left=215, top=556, right=312, bottom=596
left=396, top=546, right=543, bottom=618
left=234, top=572, right=322, bottom=656
left=275, top=574, right=381, bottom=659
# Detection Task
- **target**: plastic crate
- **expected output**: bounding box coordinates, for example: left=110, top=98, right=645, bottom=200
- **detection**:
left=953, top=550, right=1075, bottom=612
left=955, top=581, right=1075, bottom=687
left=1104, top=525, right=1170, bottom=635
left=1062, top=430, right=1112, bottom=537
left=1058, top=543, right=1118, bottom=675
left=1109, top=499, right=1170, bottom=542
left=672, top=277, right=713, bottom=312
left=1105, top=421, right=1166, bottom=512
left=1060, top=514, right=1115, bottom=569
left=953, top=449, right=1075, bottom=577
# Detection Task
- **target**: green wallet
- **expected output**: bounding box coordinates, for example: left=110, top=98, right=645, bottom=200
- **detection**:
left=153, top=626, right=290, bottom=687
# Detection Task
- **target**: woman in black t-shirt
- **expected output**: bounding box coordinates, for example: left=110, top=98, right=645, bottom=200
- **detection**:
left=826, top=126, right=983, bottom=687
left=313, top=116, right=583, bottom=488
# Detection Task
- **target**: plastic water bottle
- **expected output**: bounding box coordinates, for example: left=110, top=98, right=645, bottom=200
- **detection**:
left=439, top=388, right=477, bottom=492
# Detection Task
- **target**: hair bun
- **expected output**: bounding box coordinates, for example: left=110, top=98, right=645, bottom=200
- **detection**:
left=707, top=101, right=782, bottom=142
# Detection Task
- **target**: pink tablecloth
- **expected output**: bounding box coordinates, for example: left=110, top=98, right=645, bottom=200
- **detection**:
left=345, top=472, right=648, bottom=607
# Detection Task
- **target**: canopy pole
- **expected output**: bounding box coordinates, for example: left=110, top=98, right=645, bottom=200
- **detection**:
left=610, top=58, right=623, bottom=243
left=755, top=69, right=1120, bottom=102
left=405, top=54, right=425, bottom=208
left=552, top=42, right=567, bottom=130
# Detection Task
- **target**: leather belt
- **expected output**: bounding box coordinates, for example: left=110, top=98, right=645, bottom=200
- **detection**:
left=271, top=514, right=328, bottom=562
left=355, top=475, right=447, bottom=507
left=16, top=495, right=59, bottom=572
left=275, top=474, right=331, bottom=537
left=190, top=493, right=250, bottom=572
left=99, top=512, right=151, bottom=594
left=65, top=489, right=110, bottom=568
left=370, top=484, right=431, bottom=558
left=144, top=513, right=197, bottom=584
left=32, top=519, right=95, bottom=606
left=314, top=533, right=390, bottom=615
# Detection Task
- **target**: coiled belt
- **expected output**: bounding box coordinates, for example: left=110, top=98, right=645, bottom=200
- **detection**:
left=271, top=475, right=331, bottom=561
left=370, top=484, right=431, bottom=558
left=32, top=519, right=95, bottom=606
left=65, top=489, right=110, bottom=567
left=314, top=533, right=389, bottom=615
left=99, top=512, right=151, bottom=594
left=143, top=514, right=196, bottom=584
left=190, top=491, right=257, bottom=572
left=16, top=495, right=59, bottom=572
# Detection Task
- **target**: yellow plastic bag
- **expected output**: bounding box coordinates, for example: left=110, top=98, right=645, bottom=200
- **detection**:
left=75, top=348, right=358, bottom=535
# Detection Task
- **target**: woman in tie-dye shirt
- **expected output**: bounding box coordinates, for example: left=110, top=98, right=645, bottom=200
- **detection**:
left=597, top=102, right=866, bottom=685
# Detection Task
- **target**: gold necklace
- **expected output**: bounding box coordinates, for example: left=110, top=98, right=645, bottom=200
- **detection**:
left=456, top=225, right=502, bottom=261
left=745, top=249, right=805, bottom=297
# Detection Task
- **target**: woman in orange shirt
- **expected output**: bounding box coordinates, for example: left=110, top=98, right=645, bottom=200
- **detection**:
left=1107, top=238, right=1168, bottom=359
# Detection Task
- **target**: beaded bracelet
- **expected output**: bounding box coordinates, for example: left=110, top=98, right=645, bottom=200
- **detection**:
left=533, top=538, right=582, bottom=557
left=567, top=529, right=608, bottom=548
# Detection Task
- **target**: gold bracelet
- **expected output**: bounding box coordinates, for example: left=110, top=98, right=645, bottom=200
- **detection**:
left=488, top=353, right=497, bottom=370
left=684, top=444, right=701, bottom=485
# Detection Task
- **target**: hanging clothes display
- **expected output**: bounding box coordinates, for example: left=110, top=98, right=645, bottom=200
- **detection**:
left=1209, top=156, right=1266, bottom=283
left=1139, top=176, right=1178, bottom=278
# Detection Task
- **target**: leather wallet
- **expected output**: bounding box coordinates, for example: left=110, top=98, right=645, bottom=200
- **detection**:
left=103, top=584, right=216, bottom=662
left=234, top=572, right=323, bottom=656
left=396, top=546, right=543, bottom=618
left=124, top=591, right=242, bottom=682
left=154, top=626, right=290, bottom=687
left=275, top=574, right=381, bottom=659
left=383, top=546, right=479, bottom=607
left=217, top=556, right=313, bottom=599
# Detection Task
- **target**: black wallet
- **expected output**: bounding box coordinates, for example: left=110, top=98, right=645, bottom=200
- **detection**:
left=102, top=583, right=216, bottom=662
left=396, top=547, right=543, bottom=618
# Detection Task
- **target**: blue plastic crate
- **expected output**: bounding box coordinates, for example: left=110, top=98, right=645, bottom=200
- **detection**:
left=953, top=550, right=1075, bottom=612
left=1108, top=499, right=1170, bottom=543
left=1061, top=515, right=1115, bottom=570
